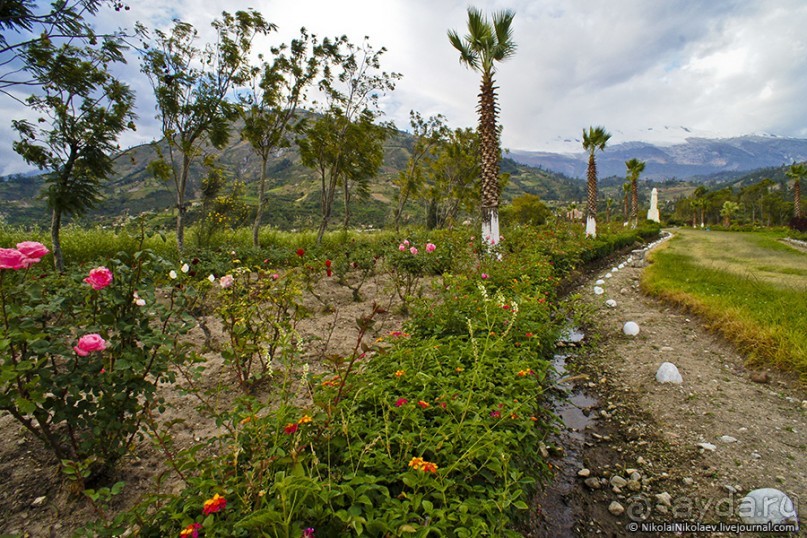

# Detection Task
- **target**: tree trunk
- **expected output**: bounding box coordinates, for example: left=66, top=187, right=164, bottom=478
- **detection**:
left=795, top=179, right=802, bottom=218
left=342, top=178, right=351, bottom=229
left=478, top=71, right=501, bottom=247
left=252, top=156, right=269, bottom=248
left=176, top=153, right=191, bottom=254
left=317, top=167, right=338, bottom=244
left=630, top=178, right=638, bottom=228
left=586, top=153, right=597, bottom=237
left=51, top=207, right=64, bottom=273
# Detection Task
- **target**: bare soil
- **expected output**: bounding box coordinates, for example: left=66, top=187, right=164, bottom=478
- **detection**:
left=531, top=239, right=806, bottom=537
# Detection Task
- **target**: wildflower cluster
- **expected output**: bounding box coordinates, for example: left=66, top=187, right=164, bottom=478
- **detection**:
left=408, top=456, right=438, bottom=473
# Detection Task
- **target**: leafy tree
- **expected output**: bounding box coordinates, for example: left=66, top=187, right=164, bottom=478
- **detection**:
left=140, top=10, right=272, bottom=252
left=786, top=163, right=805, bottom=218
left=505, top=193, right=551, bottom=227
left=11, top=37, right=135, bottom=271
left=0, top=0, right=130, bottom=98
left=625, top=157, right=646, bottom=228
left=448, top=7, right=516, bottom=247
left=239, top=28, right=323, bottom=248
left=297, top=37, right=399, bottom=243
left=420, top=127, right=480, bottom=229
left=582, top=126, right=611, bottom=237
left=392, top=111, right=448, bottom=231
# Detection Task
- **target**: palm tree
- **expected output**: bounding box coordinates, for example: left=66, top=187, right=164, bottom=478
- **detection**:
left=448, top=7, right=516, bottom=248
left=720, top=200, right=740, bottom=226
left=582, top=126, right=611, bottom=237
left=786, top=163, right=805, bottom=218
left=622, top=181, right=631, bottom=223
left=625, top=158, right=646, bottom=228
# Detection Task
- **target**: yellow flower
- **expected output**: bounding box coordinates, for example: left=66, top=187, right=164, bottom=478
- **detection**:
left=394, top=370, right=405, bottom=377
left=298, top=415, right=313, bottom=425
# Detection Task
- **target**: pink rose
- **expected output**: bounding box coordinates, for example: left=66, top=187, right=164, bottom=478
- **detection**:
left=481, top=273, right=489, bottom=280
left=0, top=248, right=26, bottom=270
left=409, top=247, right=418, bottom=255
left=16, top=241, right=49, bottom=260
left=84, top=267, right=113, bottom=290
left=220, top=275, right=234, bottom=289
left=74, top=334, right=107, bottom=356
left=425, top=243, right=436, bottom=253
left=398, top=244, right=406, bottom=251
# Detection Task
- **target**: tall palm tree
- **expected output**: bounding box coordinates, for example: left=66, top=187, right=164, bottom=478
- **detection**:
left=786, top=163, right=805, bottom=218
left=582, top=126, right=611, bottom=237
left=625, top=158, right=646, bottom=228
left=448, top=7, right=516, bottom=248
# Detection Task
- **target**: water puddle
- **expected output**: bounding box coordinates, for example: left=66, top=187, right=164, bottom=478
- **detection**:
left=530, top=331, right=599, bottom=536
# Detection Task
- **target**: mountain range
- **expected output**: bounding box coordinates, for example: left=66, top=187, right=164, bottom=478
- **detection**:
left=509, top=135, right=807, bottom=180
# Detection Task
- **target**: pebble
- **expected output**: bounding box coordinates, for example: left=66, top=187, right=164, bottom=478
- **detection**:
left=594, top=286, right=605, bottom=295
left=605, top=273, right=613, bottom=278
left=620, top=288, right=628, bottom=294
left=608, top=501, right=625, bottom=516
left=725, top=485, right=738, bottom=494
left=719, top=435, right=738, bottom=443
left=32, top=496, right=46, bottom=507
left=578, top=468, right=591, bottom=477
left=656, top=492, right=673, bottom=506
left=776, top=475, right=786, bottom=483
left=610, top=475, right=628, bottom=488
left=605, top=299, right=617, bottom=308
left=630, top=472, right=641, bottom=481
left=656, top=362, right=683, bottom=384
left=636, top=456, right=647, bottom=465
left=683, top=477, right=694, bottom=486
left=697, top=442, right=717, bottom=452
left=595, top=279, right=605, bottom=285
left=627, top=480, right=642, bottom=492
left=584, top=477, right=601, bottom=490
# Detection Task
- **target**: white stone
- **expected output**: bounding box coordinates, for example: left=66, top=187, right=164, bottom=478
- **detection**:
left=697, top=442, right=717, bottom=452
left=605, top=273, right=613, bottom=278
left=618, top=263, right=625, bottom=269
left=32, top=496, right=46, bottom=507
left=719, top=435, right=738, bottom=443
left=578, top=468, right=591, bottom=477
left=656, top=492, right=672, bottom=507
left=605, top=299, right=617, bottom=308
left=738, top=488, right=798, bottom=525
left=623, top=321, right=640, bottom=336
left=594, top=286, right=605, bottom=295
left=655, top=362, right=683, bottom=384
left=595, top=279, right=605, bottom=285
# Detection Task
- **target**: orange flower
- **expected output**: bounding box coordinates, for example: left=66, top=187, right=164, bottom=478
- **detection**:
left=394, top=370, right=405, bottom=377
left=202, top=493, right=226, bottom=515
left=455, top=367, right=464, bottom=373
left=408, top=456, right=438, bottom=473
left=417, top=400, right=429, bottom=409
left=298, top=415, right=312, bottom=425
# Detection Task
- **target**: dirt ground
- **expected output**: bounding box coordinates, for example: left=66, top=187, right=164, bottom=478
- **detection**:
left=532, top=236, right=806, bottom=537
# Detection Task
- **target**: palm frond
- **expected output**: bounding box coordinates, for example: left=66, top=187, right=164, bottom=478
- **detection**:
left=492, top=9, right=517, bottom=61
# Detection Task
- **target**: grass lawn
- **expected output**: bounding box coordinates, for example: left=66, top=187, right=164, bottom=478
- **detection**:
left=642, top=228, right=807, bottom=381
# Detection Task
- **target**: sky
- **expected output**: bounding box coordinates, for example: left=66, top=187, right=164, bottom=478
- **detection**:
left=2, top=0, right=807, bottom=176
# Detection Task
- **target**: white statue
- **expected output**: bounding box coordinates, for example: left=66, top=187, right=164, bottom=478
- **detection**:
left=647, top=188, right=660, bottom=223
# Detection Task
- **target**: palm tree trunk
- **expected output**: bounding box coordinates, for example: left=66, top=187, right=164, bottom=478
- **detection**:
left=631, top=178, right=638, bottom=228
left=478, top=71, right=500, bottom=247
left=795, top=179, right=802, bottom=218
left=586, top=154, right=597, bottom=237
left=51, top=207, right=64, bottom=273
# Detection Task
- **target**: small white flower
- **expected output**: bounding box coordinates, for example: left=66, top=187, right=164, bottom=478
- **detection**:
left=135, top=298, right=146, bottom=307
left=181, top=263, right=190, bottom=273
left=208, top=274, right=215, bottom=283
left=169, top=270, right=177, bottom=279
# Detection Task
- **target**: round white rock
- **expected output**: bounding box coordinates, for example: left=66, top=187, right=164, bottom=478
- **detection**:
left=623, top=321, right=640, bottom=336
left=738, top=488, right=798, bottom=525
left=605, top=299, right=617, bottom=308
left=594, top=286, right=605, bottom=295
left=655, top=362, right=683, bottom=384
left=595, top=279, right=606, bottom=285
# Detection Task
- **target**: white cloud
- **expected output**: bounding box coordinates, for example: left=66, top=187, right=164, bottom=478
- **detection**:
left=2, top=0, right=807, bottom=173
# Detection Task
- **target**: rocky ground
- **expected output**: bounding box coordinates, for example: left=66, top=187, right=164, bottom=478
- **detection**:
left=531, top=237, right=805, bottom=537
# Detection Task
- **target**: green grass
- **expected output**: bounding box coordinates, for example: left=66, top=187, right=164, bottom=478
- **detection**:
left=642, top=229, right=807, bottom=381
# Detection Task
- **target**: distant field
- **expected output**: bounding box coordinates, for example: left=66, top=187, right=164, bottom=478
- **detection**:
left=642, top=228, right=807, bottom=380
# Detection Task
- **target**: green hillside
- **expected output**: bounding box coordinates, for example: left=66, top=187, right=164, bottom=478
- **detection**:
left=0, top=124, right=582, bottom=230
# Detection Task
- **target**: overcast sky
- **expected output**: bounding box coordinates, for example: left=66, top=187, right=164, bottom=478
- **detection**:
left=2, top=0, right=807, bottom=176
